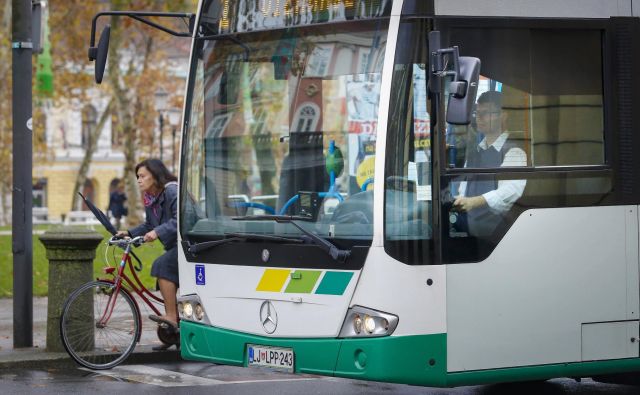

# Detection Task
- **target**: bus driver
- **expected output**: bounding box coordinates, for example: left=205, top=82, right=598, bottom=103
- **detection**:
left=452, top=90, right=527, bottom=237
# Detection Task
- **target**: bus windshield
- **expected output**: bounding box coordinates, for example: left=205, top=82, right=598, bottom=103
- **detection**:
left=180, top=19, right=389, bottom=243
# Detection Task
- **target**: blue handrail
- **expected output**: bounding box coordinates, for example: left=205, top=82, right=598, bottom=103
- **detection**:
left=361, top=178, right=374, bottom=192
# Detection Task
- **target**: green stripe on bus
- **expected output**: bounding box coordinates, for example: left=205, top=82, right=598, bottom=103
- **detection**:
left=180, top=322, right=447, bottom=386
left=180, top=321, right=343, bottom=375
left=284, top=270, right=321, bottom=293
left=180, top=323, right=640, bottom=387
left=315, top=271, right=354, bottom=295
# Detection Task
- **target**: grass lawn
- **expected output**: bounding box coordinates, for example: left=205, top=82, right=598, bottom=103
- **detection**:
left=0, top=226, right=164, bottom=297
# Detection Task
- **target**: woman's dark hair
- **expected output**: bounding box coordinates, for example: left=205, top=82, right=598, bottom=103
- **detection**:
left=135, top=158, right=177, bottom=189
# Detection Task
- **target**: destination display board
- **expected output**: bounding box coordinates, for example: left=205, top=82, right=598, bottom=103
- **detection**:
left=201, top=0, right=391, bottom=34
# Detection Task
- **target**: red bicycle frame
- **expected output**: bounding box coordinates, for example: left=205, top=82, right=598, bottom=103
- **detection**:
left=97, top=237, right=164, bottom=331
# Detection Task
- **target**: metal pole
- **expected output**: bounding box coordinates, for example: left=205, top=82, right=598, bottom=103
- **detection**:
left=12, top=0, right=33, bottom=348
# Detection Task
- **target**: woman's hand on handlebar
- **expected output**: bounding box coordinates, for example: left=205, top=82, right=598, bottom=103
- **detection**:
left=109, top=235, right=144, bottom=247
left=143, top=230, right=158, bottom=243
left=115, top=230, right=130, bottom=239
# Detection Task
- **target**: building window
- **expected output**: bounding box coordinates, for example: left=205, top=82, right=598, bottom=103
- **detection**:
left=206, top=114, right=231, bottom=138
left=306, top=45, right=332, bottom=77
left=250, top=110, right=267, bottom=135
left=32, top=178, right=47, bottom=208
left=292, top=104, right=319, bottom=132
left=81, top=105, right=98, bottom=150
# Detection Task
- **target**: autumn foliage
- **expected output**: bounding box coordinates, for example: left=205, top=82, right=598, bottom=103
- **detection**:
left=0, top=0, right=196, bottom=225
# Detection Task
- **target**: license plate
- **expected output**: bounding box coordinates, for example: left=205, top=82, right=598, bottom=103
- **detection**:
left=247, top=344, right=294, bottom=372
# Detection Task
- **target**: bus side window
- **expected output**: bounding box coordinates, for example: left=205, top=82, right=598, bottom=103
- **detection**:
left=441, top=25, right=606, bottom=264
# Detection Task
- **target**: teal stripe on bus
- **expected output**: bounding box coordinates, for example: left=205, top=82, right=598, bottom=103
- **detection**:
left=314, top=271, right=354, bottom=295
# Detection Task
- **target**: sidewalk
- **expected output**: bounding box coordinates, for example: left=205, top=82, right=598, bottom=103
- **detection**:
left=0, top=297, right=180, bottom=369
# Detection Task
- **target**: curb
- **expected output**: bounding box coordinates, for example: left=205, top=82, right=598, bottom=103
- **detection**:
left=0, top=346, right=181, bottom=370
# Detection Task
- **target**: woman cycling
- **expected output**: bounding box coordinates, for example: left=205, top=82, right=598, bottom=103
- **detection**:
left=117, top=158, right=179, bottom=331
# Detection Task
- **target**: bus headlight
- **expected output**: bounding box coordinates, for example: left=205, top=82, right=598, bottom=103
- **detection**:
left=177, top=294, right=211, bottom=325
left=339, top=306, right=398, bottom=338
left=363, top=315, right=376, bottom=333
left=353, top=314, right=363, bottom=334
left=195, top=304, right=205, bottom=321
left=183, top=302, right=193, bottom=318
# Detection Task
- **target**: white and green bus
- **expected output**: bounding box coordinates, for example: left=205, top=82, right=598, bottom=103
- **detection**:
left=92, top=0, right=640, bottom=387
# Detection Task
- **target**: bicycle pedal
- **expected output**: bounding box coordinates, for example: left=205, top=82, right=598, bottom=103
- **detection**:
left=149, top=314, right=179, bottom=329
left=158, top=322, right=174, bottom=330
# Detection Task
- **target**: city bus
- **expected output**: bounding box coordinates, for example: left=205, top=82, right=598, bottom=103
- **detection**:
left=90, top=0, right=640, bottom=387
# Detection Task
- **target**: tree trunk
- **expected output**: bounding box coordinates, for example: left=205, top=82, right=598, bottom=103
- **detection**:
left=70, top=99, right=112, bottom=211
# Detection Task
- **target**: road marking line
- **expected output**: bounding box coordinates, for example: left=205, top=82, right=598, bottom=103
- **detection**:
left=82, top=365, right=318, bottom=387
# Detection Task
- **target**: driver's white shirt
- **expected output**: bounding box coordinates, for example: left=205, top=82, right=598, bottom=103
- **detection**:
left=457, top=132, right=527, bottom=214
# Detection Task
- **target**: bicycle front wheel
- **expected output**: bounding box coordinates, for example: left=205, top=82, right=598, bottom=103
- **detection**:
left=60, top=280, right=141, bottom=370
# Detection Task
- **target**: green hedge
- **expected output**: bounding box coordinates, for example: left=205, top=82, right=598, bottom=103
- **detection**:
left=0, top=226, right=164, bottom=297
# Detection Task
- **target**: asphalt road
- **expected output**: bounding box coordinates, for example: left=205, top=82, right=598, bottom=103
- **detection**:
left=1, top=361, right=640, bottom=395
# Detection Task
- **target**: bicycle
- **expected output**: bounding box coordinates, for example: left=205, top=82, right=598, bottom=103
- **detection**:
left=59, top=194, right=179, bottom=370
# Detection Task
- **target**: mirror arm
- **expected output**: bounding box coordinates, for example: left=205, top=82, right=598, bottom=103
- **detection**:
left=428, top=33, right=461, bottom=93
left=128, top=15, right=193, bottom=37
left=432, top=46, right=461, bottom=80
left=89, top=11, right=195, bottom=60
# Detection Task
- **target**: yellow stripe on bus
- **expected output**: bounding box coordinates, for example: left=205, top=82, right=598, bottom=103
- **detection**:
left=255, top=269, right=290, bottom=292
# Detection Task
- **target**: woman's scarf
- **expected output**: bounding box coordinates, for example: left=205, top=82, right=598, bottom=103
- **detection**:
left=143, top=191, right=161, bottom=218
left=143, top=182, right=177, bottom=219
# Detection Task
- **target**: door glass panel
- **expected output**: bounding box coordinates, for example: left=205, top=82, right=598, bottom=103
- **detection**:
left=384, top=19, right=433, bottom=265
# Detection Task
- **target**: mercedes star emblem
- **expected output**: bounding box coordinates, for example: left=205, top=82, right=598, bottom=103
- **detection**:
left=259, top=300, right=278, bottom=334
left=262, top=249, right=270, bottom=263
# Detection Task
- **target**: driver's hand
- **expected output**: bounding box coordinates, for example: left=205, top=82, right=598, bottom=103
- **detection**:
left=453, top=196, right=486, bottom=212
left=115, top=230, right=130, bottom=239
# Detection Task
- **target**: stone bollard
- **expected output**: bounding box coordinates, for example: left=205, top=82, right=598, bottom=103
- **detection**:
left=39, top=226, right=103, bottom=352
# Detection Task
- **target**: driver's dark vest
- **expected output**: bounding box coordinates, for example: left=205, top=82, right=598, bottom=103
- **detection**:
left=465, top=138, right=518, bottom=237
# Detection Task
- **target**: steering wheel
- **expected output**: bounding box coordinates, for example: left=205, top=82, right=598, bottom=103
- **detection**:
left=330, top=190, right=373, bottom=224
left=385, top=176, right=416, bottom=193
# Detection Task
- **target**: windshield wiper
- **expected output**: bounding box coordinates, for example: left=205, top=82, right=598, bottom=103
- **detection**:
left=232, top=214, right=314, bottom=222
left=187, top=233, right=302, bottom=255
left=232, top=215, right=351, bottom=263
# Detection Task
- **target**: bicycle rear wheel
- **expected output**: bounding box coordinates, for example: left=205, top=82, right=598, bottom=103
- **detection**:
left=60, top=280, right=141, bottom=369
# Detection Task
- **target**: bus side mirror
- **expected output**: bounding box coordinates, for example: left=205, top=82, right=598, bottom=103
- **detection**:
left=88, top=25, right=111, bottom=84
left=446, top=56, right=480, bottom=125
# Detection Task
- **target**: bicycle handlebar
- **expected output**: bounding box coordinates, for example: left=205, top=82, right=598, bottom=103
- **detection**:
left=108, top=235, right=145, bottom=248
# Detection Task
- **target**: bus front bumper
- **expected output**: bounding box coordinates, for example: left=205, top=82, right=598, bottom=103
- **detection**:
left=180, top=320, right=447, bottom=387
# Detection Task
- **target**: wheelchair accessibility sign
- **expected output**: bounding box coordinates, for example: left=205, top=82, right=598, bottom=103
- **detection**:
left=195, top=264, right=206, bottom=285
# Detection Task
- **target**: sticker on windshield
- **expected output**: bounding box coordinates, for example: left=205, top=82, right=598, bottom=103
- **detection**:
left=196, top=264, right=206, bottom=285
